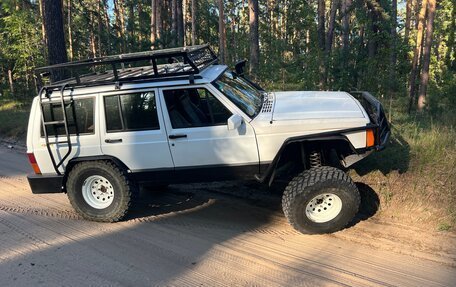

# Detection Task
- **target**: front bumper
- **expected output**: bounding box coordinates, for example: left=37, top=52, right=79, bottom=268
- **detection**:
left=27, top=174, right=64, bottom=194
left=351, top=91, right=391, bottom=151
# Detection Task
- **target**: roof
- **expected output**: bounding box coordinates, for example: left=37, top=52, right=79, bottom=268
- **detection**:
left=36, top=44, right=218, bottom=91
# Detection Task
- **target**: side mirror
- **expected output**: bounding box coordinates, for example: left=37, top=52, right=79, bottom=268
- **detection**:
left=227, top=114, right=243, bottom=130
left=234, top=59, right=247, bottom=76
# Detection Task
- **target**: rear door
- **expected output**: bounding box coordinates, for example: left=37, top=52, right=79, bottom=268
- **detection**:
left=99, top=89, right=174, bottom=172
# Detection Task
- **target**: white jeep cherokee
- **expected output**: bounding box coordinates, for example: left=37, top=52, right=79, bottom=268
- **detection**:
left=26, top=45, right=390, bottom=234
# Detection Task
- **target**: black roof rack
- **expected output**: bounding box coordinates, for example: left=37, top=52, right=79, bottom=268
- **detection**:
left=36, top=44, right=218, bottom=90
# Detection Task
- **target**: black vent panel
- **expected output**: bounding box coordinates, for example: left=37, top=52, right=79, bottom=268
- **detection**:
left=261, top=95, right=274, bottom=113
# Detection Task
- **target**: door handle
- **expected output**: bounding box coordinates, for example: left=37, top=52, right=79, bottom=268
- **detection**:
left=105, top=139, right=123, bottom=143
left=168, top=134, right=187, bottom=139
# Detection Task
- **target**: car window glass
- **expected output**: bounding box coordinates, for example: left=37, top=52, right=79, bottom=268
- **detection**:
left=213, top=71, right=262, bottom=117
left=163, top=88, right=232, bottom=129
left=42, top=98, right=94, bottom=136
left=104, top=92, right=159, bottom=132
left=104, top=95, right=122, bottom=131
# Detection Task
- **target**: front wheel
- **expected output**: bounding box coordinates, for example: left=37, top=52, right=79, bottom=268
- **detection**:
left=66, top=161, right=135, bottom=222
left=282, top=166, right=360, bottom=234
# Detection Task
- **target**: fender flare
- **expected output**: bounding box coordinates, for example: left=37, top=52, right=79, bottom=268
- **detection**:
left=62, top=155, right=131, bottom=191
left=255, top=126, right=371, bottom=184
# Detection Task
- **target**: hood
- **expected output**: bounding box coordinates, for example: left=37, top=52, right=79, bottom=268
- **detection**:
left=271, top=91, right=366, bottom=121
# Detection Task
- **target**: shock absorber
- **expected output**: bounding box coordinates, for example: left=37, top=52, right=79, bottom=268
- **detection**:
left=309, top=151, right=322, bottom=168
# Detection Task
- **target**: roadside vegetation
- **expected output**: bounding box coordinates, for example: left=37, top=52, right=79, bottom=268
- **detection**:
left=0, top=98, right=29, bottom=141
left=351, top=107, right=456, bottom=232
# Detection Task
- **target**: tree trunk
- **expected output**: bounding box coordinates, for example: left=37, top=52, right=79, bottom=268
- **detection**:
left=128, top=1, right=135, bottom=52
left=405, top=0, right=412, bottom=43
left=191, top=0, right=196, bottom=45
left=230, top=0, right=237, bottom=62
left=248, top=0, right=259, bottom=76
left=183, top=0, right=189, bottom=45
left=150, top=0, right=156, bottom=48
left=414, top=0, right=422, bottom=29
left=342, top=0, right=351, bottom=52
left=90, top=8, right=96, bottom=58
left=156, top=1, right=162, bottom=48
left=38, top=0, right=47, bottom=45
left=218, top=0, right=227, bottom=64
left=389, top=0, right=397, bottom=91
left=120, top=0, right=126, bottom=52
left=43, top=0, right=68, bottom=81
left=97, top=0, right=103, bottom=56
left=67, top=0, right=73, bottom=60
left=177, top=0, right=184, bottom=46
left=103, top=0, right=111, bottom=54
left=326, top=0, right=338, bottom=54
left=367, top=1, right=379, bottom=59
left=114, top=0, right=124, bottom=53
left=138, top=1, right=143, bottom=43
left=317, top=0, right=325, bottom=51
left=8, top=69, right=14, bottom=96
left=408, top=0, right=428, bottom=113
left=418, top=0, right=436, bottom=111
left=171, top=0, right=177, bottom=46
left=317, top=0, right=326, bottom=88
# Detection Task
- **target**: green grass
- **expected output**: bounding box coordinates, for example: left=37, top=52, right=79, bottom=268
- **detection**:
left=0, top=98, right=30, bottom=140
left=351, top=102, right=456, bottom=231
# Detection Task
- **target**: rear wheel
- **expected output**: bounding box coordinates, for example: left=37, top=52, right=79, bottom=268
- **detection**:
left=67, top=161, right=135, bottom=222
left=282, top=166, right=360, bottom=234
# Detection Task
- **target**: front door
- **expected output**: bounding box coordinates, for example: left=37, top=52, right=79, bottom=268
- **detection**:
left=158, top=85, right=259, bottom=180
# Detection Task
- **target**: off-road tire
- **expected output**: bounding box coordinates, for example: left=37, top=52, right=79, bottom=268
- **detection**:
left=282, top=166, right=360, bottom=234
left=67, top=161, right=135, bottom=222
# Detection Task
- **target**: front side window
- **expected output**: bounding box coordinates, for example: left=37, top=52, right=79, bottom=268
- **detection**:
left=42, top=98, right=94, bottom=136
left=163, top=88, right=232, bottom=129
left=104, top=92, right=159, bottom=132
left=212, top=71, right=262, bottom=117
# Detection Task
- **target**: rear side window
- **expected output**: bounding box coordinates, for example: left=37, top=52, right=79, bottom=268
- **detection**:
left=104, top=92, right=159, bottom=132
left=41, top=98, right=95, bottom=136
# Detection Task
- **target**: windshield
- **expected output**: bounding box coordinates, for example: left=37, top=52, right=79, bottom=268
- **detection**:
left=212, top=71, right=263, bottom=117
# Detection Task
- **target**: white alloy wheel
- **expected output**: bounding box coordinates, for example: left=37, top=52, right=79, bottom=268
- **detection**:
left=82, top=175, right=115, bottom=209
left=305, top=192, right=342, bottom=223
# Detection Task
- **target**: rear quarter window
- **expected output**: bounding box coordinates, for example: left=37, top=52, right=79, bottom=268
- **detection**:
left=41, top=98, right=95, bottom=137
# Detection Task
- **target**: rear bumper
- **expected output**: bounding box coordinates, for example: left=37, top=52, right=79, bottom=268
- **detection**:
left=27, top=174, right=64, bottom=194
left=351, top=91, right=391, bottom=151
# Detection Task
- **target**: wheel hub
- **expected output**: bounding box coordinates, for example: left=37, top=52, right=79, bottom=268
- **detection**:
left=305, top=193, right=342, bottom=223
left=82, top=175, right=114, bottom=209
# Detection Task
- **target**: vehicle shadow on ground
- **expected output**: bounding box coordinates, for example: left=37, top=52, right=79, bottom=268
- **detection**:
left=349, top=182, right=380, bottom=227
left=127, top=180, right=380, bottom=230
left=125, top=186, right=212, bottom=221
left=353, top=128, right=410, bottom=176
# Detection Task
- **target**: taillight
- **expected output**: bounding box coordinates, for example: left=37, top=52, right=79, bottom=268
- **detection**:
left=366, top=129, right=375, bottom=148
left=27, top=153, right=42, bottom=174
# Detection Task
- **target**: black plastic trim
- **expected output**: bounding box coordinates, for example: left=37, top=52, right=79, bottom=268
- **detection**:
left=131, top=163, right=260, bottom=184
left=254, top=126, right=372, bottom=184
left=27, top=174, right=64, bottom=194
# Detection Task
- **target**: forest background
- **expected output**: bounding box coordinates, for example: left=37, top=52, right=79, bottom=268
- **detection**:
left=0, top=0, right=455, bottom=231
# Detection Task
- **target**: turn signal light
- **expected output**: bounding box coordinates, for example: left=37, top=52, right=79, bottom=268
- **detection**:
left=366, top=129, right=375, bottom=148
left=27, top=153, right=42, bottom=174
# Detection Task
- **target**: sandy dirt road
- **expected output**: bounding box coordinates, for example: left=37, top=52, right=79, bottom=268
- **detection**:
left=0, top=146, right=455, bottom=286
